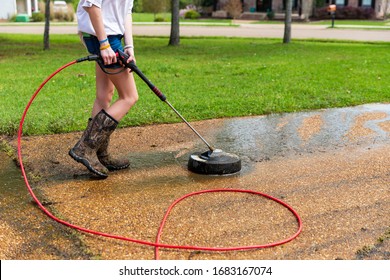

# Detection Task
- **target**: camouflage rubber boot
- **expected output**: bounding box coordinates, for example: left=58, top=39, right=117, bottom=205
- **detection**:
left=71, top=117, right=92, bottom=151
left=97, top=135, right=130, bottom=171
left=68, top=110, right=118, bottom=178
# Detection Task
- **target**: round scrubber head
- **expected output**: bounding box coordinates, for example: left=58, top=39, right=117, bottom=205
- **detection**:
left=188, top=149, right=241, bottom=175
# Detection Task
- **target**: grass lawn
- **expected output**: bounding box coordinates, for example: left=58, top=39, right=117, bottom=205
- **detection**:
left=308, top=19, right=390, bottom=29
left=132, top=12, right=172, bottom=22
left=309, top=19, right=390, bottom=26
left=132, top=13, right=234, bottom=24
left=0, top=34, right=389, bottom=136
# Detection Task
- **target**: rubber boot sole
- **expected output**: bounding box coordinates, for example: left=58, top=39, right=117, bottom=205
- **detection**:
left=69, top=149, right=108, bottom=178
left=103, top=162, right=130, bottom=171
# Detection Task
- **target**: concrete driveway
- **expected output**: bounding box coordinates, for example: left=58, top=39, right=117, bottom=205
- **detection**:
left=1, top=103, right=389, bottom=260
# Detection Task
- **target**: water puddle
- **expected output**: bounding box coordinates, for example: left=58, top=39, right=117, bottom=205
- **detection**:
left=0, top=153, right=29, bottom=214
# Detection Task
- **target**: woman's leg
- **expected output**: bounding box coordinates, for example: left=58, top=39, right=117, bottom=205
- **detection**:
left=104, top=68, right=138, bottom=121
left=92, top=64, right=138, bottom=120
left=91, top=63, right=115, bottom=117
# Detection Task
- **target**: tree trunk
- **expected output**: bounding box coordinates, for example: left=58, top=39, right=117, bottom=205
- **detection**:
left=283, top=0, right=292, bottom=44
left=43, top=0, right=50, bottom=50
left=169, top=0, right=180, bottom=46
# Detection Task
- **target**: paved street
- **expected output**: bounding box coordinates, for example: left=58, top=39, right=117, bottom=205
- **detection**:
left=0, top=22, right=389, bottom=41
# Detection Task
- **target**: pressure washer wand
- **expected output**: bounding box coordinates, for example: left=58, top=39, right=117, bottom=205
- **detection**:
left=116, top=50, right=214, bottom=152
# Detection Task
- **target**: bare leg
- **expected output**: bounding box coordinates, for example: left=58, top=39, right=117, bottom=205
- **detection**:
left=92, top=64, right=138, bottom=121
left=92, top=64, right=115, bottom=117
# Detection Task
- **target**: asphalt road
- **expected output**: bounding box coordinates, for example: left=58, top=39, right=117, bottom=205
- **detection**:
left=0, top=22, right=389, bottom=42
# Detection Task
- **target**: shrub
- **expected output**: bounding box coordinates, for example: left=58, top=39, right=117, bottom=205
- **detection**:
left=40, top=2, right=75, bottom=22
left=184, top=10, right=201, bottom=19
left=31, top=12, right=44, bottom=22
left=337, top=6, right=359, bottom=19
left=358, top=7, right=375, bottom=19
left=267, top=10, right=275, bottom=20
left=63, top=10, right=74, bottom=22
left=154, top=16, right=166, bottom=22
left=313, top=6, right=375, bottom=20
left=224, top=0, right=243, bottom=19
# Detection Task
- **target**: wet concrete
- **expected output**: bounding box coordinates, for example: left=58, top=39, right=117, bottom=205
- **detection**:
left=0, top=152, right=93, bottom=259
left=1, top=103, right=389, bottom=260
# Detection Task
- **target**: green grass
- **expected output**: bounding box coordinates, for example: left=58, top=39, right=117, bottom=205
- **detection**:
left=0, top=34, right=389, bottom=136
left=132, top=13, right=233, bottom=24
left=308, top=19, right=390, bottom=29
left=132, top=12, right=172, bottom=22
left=309, top=19, right=390, bottom=26
left=252, top=19, right=390, bottom=28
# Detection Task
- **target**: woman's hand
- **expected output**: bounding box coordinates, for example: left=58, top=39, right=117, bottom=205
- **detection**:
left=100, top=45, right=117, bottom=65
left=84, top=5, right=116, bottom=65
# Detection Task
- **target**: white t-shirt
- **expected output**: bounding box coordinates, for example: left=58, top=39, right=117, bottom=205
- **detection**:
left=77, top=0, right=134, bottom=36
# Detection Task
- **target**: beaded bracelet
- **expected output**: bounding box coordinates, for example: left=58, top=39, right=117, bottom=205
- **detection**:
left=100, top=44, right=111, bottom=50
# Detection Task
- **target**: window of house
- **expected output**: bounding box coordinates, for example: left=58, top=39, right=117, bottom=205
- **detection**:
left=335, top=0, right=347, bottom=6
left=359, top=0, right=375, bottom=7
left=361, top=0, right=372, bottom=6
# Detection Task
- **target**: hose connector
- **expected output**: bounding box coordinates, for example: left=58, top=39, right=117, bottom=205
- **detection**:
left=76, top=54, right=100, bottom=63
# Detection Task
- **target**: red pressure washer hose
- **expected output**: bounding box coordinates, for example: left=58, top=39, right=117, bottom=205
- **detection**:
left=17, top=56, right=303, bottom=260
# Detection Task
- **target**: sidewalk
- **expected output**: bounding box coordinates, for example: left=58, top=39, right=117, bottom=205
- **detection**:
left=0, top=22, right=389, bottom=42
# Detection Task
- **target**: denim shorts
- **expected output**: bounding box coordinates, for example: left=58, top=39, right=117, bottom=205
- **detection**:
left=83, top=33, right=124, bottom=69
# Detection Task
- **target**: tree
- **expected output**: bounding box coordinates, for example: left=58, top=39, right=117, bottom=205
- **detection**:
left=133, top=0, right=143, bottom=12
left=143, top=0, right=168, bottom=20
left=169, top=0, right=180, bottom=46
left=283, top=0, right=292, bottom=43
left=43, top=0, right=50, bottom=50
